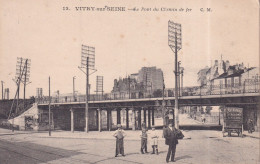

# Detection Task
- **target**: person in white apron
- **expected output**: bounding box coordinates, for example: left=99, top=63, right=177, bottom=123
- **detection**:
left=150, top=125, right=159, bottom=154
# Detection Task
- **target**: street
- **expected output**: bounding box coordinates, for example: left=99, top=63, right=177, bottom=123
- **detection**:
left=0, top=129, right=259, bottom=164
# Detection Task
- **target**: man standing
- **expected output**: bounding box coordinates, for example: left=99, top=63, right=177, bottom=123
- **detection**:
left=113, top=124, right=126, bottom=157
left=247, top=118, right=254, bottom=133
left=140, top=128, right=148, bottom=154
left=164, top=123, right=178, bottom=163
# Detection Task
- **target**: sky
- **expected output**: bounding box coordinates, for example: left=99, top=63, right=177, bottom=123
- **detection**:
left=0, top=0, right=259, bottom=98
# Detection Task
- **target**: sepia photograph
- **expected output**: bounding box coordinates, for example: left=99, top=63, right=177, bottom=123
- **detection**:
left=0, top=0, right=259, bottom=163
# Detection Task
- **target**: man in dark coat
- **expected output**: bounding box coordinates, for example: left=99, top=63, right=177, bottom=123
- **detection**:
left=140, top=128, right=148, bottom=154
left=164, top=123, right=178, bottom=163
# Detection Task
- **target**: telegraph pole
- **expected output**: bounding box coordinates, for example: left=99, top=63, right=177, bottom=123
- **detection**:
left=80, top=45, right=96, bottom=133
left=86, top=57, right=89, bottom=132
left=168, top=20, right=182, bottom=129
left=23, top=60, right=28, bottom=110
left=174, top=40, right=179, bottom=129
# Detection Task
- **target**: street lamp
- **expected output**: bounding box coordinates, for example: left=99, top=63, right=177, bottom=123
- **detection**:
left=168, top=20, right=182, bottom=129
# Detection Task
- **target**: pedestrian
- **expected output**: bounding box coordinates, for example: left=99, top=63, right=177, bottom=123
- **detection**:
left=113, top=124, right=126, bottom=157
left=247, top=118, right=254, bottom=133
left=150, top=125, right=159, bottom=155
left=164, top=123, right=179, bottom=163
left=140, top=128, right=148, bottom=154
left=201, top=114, right=206, bottom=123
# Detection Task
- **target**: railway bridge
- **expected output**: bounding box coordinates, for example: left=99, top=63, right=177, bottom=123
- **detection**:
left=37, top=92, right=260, bottom=132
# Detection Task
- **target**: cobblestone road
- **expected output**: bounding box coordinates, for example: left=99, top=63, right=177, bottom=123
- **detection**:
left=0, top=129, right=259, bottom=164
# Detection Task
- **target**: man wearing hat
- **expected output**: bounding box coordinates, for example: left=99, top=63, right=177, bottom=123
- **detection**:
left=113, top=124, right=126, bottom=157
left=164, top=123, right=178, bottom=162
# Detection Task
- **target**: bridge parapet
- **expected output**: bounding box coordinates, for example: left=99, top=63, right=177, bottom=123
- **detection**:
left=37, top=82, right=260, bottom=105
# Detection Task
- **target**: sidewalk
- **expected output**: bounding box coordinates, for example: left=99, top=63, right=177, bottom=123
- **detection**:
left=29, top=129, right=193, bottom=141
left=0, top=128, right=46, bottom=136
left=1, top=127, right=258, bottom=140
left=243, top=131, right=260, bottom=139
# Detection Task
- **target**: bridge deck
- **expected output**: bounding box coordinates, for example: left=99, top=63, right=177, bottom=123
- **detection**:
left=38, top=92, right=259, bottom=106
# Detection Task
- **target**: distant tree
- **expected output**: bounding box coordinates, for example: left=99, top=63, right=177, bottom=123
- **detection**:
left=153, top=89, right=163, bottom=97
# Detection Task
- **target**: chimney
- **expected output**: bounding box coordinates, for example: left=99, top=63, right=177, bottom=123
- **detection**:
left=215, top=60, right=218, bottom=66
left=226, top=60, right=230, bottom=70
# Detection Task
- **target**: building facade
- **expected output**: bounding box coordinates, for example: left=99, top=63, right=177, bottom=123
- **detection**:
left=111, top=66, right=165, bottom=99
left=137, top=67, right=164, bottom=92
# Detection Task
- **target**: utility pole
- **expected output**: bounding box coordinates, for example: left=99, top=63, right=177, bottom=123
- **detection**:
left=23, top=60, right=28, bottom=110
left=49, top=76, right=51, bottom=136
left=73, top=76, right=76, bottom=102
left=86, top=57, right=89, bottom=132
left=168, top=20, right=182, bottom=129
left=178, top=61, right=181, bottom=97
left=9, top=58, right=28, bottom=119
left=162, top=73, right=166, bottom=125
left=1, top=81, right=4, bottom=100
left=79, top=45, right=96, bottom=133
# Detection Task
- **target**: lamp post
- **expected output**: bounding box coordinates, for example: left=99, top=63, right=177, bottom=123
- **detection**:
left=168, top=20, right=182, bottom=129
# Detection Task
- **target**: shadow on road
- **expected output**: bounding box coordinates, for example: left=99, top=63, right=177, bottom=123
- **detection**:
left=0, top=139, right=85, bottom=163
left=175, top=155, right=192, bottom=161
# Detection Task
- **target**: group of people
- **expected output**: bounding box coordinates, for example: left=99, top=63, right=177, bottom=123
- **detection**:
left=113, top=122, right=184, bottom=163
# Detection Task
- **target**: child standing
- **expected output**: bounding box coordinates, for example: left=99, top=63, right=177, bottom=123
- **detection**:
left=140, top=128, right=148, bottom=154
left=150, top=125, right=159, bottom=155
left=113, top=124, right=126, bottom=157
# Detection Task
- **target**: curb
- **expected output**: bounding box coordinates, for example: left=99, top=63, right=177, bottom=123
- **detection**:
left=243, top=134, right=260, bottom=139
left=32, top=135, right=192, bottom=141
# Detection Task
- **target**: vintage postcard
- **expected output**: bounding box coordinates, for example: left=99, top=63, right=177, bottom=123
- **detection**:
left=0, top=0, right=259, bottom=163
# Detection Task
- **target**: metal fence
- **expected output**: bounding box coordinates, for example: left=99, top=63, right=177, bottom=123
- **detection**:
left=37, top=81, right=260, bottom=104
